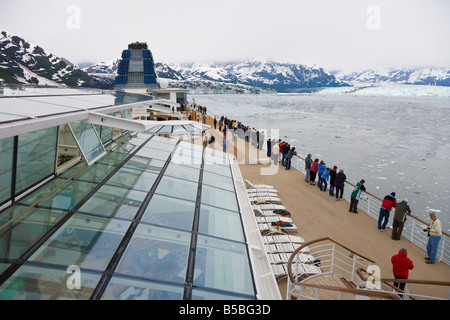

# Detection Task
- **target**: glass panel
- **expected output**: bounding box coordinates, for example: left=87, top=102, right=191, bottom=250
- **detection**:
left=154, top=176, right=198, bottom=202
left=151, top=135, right=178, bottom=145
left=68, top=121, right=105, bottom=164
left=97, top=151, right=129, bottom=167
left=136, top=147, right=171, bottom=161
left=194, top=235, right=254, bottom=296
left=146, top=125, right=162, bottom=133
left=141, top=194, right=195, bottom=231
left=113, top=142, right=137, bottom=154
left=15, top=127, right=58, bottom=194
left=0, top=206, right=66, bottom=260
left=96, top=125, right=113, bottom=144
left=123, top=155, right=165, bottom=173
left=77, top=184, right=147, bottom=220
left=0, top=137, right=14, bottom=203
left=115, top=224, right=191, bottom=285
left=107, top=167, right=158, bottom=192
left=199, top=205, right=244, bottom=242
left=203, top=163, right=231, bottom=177
left=204, top=149, right=229, bottom=166
left=156, top=126, right=172, bottom=134
left=72, top=163, right=116, bottom=184
left=202, top=170, right=235, bottom=192
left=164, top=163, right=200, bottom=183
left=171, top=125, right=186, bottom=134
left=192, top=288, right=254, bottom=300
left=201, top=185, right=239, bottom=212
left=29, top=213, right=131, bottom=271
left=144, top=140, right=176, bottom=152
left=101, top=275, right=184, bottom=300
left=20, top=178, right=97, bottom=211
left=0, top=264, right=101, bottom=300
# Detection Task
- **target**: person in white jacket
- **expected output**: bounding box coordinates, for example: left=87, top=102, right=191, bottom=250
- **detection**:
left=425, top=212, right=442, bottom=264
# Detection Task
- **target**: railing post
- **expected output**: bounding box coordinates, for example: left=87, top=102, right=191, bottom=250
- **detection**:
left=331, top=243, right=335, bottom=274
left=286, top=277, right=292, bottom=300
left=404, top=282, right=410, bottom=300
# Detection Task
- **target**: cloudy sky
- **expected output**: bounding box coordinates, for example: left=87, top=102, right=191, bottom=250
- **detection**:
left=1, top=0, right=449, bottom=71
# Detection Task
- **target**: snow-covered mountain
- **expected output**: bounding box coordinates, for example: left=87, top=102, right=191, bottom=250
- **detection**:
left=170, top=59, right=348, bottom=91
left=333, top=67, right=450, bottom=86
left=0, top=31, right=91, bottom=87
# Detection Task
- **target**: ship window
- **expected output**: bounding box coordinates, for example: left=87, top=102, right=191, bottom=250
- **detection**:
left=28, top=213, right=131, bottom=272
left=0, top=137, right=14, bottom=204
left=0, top=206, right=66, bottom=260
left=15, top=127, right=58, bottom=195
left=193, top=235, right=254, bottom=296
left=198, top=204, right=244, bottom=242
left=201, top=185, right=239, bottom=212
left=101, top=275, right=184, bottom=300
left=141, top=194, right=195, bottom=231
left=115, top=224, right=191, bottom=285
left=68, top=121, right=106, bottom=166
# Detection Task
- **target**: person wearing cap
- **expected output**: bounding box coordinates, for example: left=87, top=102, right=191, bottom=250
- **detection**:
left=349, top=179, right=366, bottom=213
left=391, top=198, right=412, bottom=240
left=425, top=212, right=442, bottom=264
left=329, top=166, right=337, bottom=196
left=378, top=192, right=397, bottom=231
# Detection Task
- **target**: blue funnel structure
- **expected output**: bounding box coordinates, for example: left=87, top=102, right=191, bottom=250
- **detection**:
left=114, top=42, right=160, bottom=93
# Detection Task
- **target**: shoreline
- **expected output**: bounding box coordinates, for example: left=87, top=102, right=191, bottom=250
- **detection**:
left=188, top=107, right=450, bottom=299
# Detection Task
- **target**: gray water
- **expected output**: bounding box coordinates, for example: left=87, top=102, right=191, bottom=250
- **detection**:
left=190, top=89, right=450, bottom=230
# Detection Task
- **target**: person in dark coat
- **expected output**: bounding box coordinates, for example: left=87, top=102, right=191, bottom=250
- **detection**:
left=391, top=198, right=411, bottom=240
left=334, top=169, right=346, bottom=200
left=329, top=166, right=337, bottom=196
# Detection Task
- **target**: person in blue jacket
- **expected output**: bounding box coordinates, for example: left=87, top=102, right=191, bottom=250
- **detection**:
left=320, top=167, right=330, bottom=192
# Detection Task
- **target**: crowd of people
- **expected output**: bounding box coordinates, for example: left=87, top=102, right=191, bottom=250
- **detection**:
left=189, top=102, right=444, bottom=268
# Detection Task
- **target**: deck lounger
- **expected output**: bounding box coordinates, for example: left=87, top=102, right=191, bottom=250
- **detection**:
left=255, top=216, right=294, bottom=224
left=258, top=223, right=298, bottom=235
left=248, top=196, right=282, bottom=204
left=246, top=191, right=279, bottom=198
left=271, top=264, right=288, bottom=281
left=245, top=179, right=275, bottom=190
left=268, top=253, right=316, bottom=265
left=252, top=204, right=286, bottom=211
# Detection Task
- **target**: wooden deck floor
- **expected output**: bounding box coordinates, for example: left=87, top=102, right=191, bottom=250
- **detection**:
left=197, top=112, right=450, bottom=300
left=292, top=273, right=356, bottom=300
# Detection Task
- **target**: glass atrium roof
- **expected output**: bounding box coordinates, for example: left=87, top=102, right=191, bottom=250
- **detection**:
left=0, top=132, right=257, bottom=300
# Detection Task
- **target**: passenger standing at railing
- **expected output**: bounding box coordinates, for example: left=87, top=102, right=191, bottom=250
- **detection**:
left=320, top=167, right=330, bottom=192
left=309, top=158, right=319, bottom=185
left=391, top=198, right=411, bottom=240
left=329, top=166, right=337, bottom=196
left=391, top=248, right=414, bottom=296
left=285, top=147, right=297, bottom=170
left=425, top=212, right=442, bottom=264
left=279, top=141, right=284, bottom=164
left=349, top=179, right=366, bottom=213
left=334, top=169, right=346, bottom=200
left=378, top=192, right=397, bottom=232
left=317, top=160, right=326, bottom=190
left=304, top=154, right=312, bottom=183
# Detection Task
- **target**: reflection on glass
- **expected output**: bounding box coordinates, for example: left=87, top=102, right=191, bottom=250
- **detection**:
left=73, top=163, right=116, bottom=184
left=192, top=288, right=253, bottom=300
left=97, top=151, right=129, bottom=167
left=115, top=225, right=190, bottom=285
left=155, top=176, right=198, bottom=202
left=202, top=170, right=235, bottom=191
left=15, top=127, right=58, bottom=194
left=201, top=185, right=239, bottom=212
left=107, top=167, right=158, bottom=192
left=0, top=264, right=101, bottom=300
left=0, top=137, right=14, bottom=203
left=203, top=163, right=231, bottom=177
left=141, top=194, right=195, bottom=230
left=136, top=147, right=171, bottom=161
left=20, top=178, right=97, bottom=211
left=123, top=155, right=166, bottom=173
left=29, top=213, right=131, bottom=271
left=0, top=206, right=66, bottom=260
left=193, top=235, right=254, bottom=296
left=164, top=163, right=200, bottom=182
left=198, top=205, right=243, bottom=242
left=78, top=184, right=147, bottom=220
left=68, top=121, right=105, bottom=164
left=101, top=275, right=184, bottom=300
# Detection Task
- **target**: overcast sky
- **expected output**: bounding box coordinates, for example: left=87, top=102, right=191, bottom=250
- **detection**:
left=1, top=0, right=449, bottom=71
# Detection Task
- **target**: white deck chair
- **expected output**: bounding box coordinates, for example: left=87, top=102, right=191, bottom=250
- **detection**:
left=268, top=253, right=316, bottom=265
left=263, top=235, right=305, bottom=244
left=255, top=216, right=293, bottom=225
left=271, top=264, right=288, bottom=282
left=245, top=179, right=275, bottom=189
left=252, top=204, right=286, bottom=211
left=249, top=196, right=282, bottom=204
left=259, top=223, right=298, bottom=235
left=246, top=191, right=279, bottom=198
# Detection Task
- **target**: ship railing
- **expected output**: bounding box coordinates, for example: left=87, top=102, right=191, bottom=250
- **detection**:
left=286, top=238, right=450, bottom=300
left=286, top=237, right=401, bottom=300
left=290, top=155, right=450, bottom=266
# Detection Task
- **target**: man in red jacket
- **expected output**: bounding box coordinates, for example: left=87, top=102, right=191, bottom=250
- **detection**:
left=391, top=248, right=414, bottom=296
left=378, top=192, right=397, bottom=231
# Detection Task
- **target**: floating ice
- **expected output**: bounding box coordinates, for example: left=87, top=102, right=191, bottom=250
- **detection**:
left=376, top=177, right=388, bottom=180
